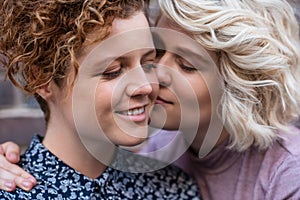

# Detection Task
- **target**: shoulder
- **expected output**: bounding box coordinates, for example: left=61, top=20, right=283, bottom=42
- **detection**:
left=258, top=126, right=300, bottom=174
left=277, top=126, right=300, bottom=156
left=259, top=126, right=300, bottom=198
left=0, top=189, right=31, bottom=199
left=263, top=126, right=300, bottom=169
left=15, top=135, right=92, bottom=199
left=0, top=183, right=84, bottom=200
left=0, top=186, right=66, bottom=200
left=258, top=126, right=300, bottom=165
left=269, top=126, right=300, bottom=176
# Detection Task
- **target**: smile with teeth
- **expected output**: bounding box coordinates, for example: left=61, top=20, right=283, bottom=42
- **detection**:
left=119, top=107, right=145, bottom=116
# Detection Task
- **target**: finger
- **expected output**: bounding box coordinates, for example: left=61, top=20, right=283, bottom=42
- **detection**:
left=15, top=176, right=36, bottom=191
left=0, top=158, right=36, bottom=191
left=0, top=169, right=35, bottom=191
left=2, top=142, right=21, bottom=163
left=0, top=154, right=36, bottom=181
left=0, top=179, right=16, bottom=192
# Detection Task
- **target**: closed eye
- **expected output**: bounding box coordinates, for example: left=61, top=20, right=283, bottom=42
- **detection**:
left=179, top=64, right=197, bottom=72
left=101, top=65, right=123, bottom=79
left=175, top=56, right=197, bottom=72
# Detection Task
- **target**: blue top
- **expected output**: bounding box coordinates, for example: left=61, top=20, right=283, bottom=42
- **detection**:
left=0, top=135, right=201, bottom=200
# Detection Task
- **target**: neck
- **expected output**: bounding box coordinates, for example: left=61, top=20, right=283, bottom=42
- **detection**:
left=42, top=119, right=112, bottom=179
left=187, top=125, right=229, bottom=158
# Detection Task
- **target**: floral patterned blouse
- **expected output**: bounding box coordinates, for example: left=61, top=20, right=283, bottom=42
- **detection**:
left=0, top=135, right=201, bottom=200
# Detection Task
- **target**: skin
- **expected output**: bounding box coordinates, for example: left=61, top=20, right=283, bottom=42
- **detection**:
left=0, top=142, right=36, bottom=191
left=0, top=11, right=158, bottom=190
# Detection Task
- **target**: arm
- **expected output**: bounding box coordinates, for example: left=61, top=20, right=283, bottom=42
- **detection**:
left=0, top=142, right=36, bottom=191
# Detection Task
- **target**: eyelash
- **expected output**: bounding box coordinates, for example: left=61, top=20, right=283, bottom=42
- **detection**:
left=102, top=67, right=123, bottom=79
left=156, top=52, right=197, bottom=73
left=175, top=57, right=197, bottom=72
left=101, top=63, right=156, bottom=79
left=179, top=64, right=197, bottom=72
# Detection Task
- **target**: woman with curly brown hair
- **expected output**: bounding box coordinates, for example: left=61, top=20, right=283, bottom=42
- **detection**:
left=0, top=0, right=201, bottom=199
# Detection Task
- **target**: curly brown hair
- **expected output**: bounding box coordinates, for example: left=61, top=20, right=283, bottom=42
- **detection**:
left=0, top=0, right=146, bottom=122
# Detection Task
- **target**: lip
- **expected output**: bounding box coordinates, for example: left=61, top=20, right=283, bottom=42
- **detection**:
left=115, top=104, right=149, bottom=122
left=155, top=96, right=173, bottom=105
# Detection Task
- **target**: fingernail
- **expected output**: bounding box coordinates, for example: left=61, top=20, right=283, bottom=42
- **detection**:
left=9, top=153, right=18, bottom=161
left=22, top=180, right=32, bottom=188
left=5, top=181, right=14, bottom=190
left=27, top=177, right=36, bottom=184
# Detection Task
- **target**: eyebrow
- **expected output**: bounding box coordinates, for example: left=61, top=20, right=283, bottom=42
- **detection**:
left=151, top=32, right=213, bottom=64
left=174, top=46, right=213, bottom=66
left=110, top=48, right=156, bottom=63
left=89, top=49, right=156, bottom=75
left=103, top=49, right=156, bottom=62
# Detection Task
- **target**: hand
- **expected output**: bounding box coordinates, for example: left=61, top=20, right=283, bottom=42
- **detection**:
left=0, top=142, right=36, bottom=191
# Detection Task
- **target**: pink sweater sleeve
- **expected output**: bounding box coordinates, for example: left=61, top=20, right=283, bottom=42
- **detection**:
left=265, top=145, right=300, bottom=200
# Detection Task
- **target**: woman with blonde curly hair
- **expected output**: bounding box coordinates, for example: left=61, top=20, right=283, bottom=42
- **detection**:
left=0, top=0, right=201, bottom=199
left=142, top=0, right=300, bottom=199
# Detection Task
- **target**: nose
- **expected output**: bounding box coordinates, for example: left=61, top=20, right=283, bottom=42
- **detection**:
left=125, top=67, right=153, bottom=97
left=156, top=52, right=172, bottom=87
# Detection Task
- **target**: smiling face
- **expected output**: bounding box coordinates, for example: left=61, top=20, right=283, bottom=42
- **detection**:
left=150, top=16, right=225, bottom=152
left=93, top=46, right=157, bottom=147
left=81, top=12, right=159, bottom=147
left=52, top=12, right=158, bottom=149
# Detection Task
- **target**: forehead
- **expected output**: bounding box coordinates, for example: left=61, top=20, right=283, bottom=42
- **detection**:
left=156, top=16, right=187, bottom=34
left=155, top=15, right=218, bottom=67
left=155, top=16, right=197, bottom=52
left=77, top=12, right=154, bottom=74
left=80, top=11, right=152, bottom=54
left=111, top=12, right=150, bottom=35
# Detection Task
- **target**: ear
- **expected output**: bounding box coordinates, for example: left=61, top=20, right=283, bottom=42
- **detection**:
left=36, top=82, right=54, bottom=101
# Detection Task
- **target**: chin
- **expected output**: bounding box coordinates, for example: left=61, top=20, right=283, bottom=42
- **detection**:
left=149, top=118, right=180, bottom=130
left=115, top=129, right=148, bottom=147
left=118, top=137, right=146, bottom=147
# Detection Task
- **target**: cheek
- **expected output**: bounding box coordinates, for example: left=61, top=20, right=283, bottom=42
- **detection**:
left=173, top=75, right=204, bottom=108
left=177, top=75, right=212, bottom=125
left=193, top=76, right=211, bottom=105
left=193, top=74, right=222, bottom=126
left=94, top=85, right=114, bottom=121
left=194, top=80, right=211, bottom=108
left=196, top=86, right=212, bottom=123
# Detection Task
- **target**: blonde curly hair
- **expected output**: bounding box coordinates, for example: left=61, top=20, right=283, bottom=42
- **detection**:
left=0, top=0, right=145, bottom=122
left=158, top=0, right=300, bottom=151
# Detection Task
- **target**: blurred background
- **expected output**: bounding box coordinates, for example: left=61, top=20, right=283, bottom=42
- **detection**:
left=0, top=68, right=45, bottom=149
